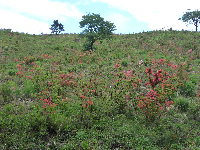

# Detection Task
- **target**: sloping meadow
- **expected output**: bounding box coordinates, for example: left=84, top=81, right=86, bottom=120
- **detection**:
left=0, top=29, right=200, bottom=149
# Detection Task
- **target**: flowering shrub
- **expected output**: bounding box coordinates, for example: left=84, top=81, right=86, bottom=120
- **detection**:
left=137, top=64, right=182, bottom=121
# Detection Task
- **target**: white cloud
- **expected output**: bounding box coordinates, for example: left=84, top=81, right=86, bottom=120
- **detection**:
left=0, top=9, right=50, bottom=34
left=92, top=0, right=200, bottom=31
left=0, top=0, right=83, bottom=34
left=104, top=13, right=131, bottom=33
left=0, top=0, right=83, bottom=20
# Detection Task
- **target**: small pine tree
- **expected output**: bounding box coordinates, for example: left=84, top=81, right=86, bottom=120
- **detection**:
left=49, top=20, right=65, bottom=35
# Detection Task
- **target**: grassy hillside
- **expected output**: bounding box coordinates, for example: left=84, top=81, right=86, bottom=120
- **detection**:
left=0, top=29, right=200, bottom=149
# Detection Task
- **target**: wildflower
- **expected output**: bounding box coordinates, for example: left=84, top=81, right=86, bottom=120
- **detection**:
left=114, top=62, right=120, bottom=68
left=157, top=69, right=163, bottom=73
left=16, top=71, right=22, bottom=76
left=87, top=100, right=93, bottom=106
left=126, top=94, right=131, bottom=99
left=50, top=103, right=57, bottom=107
left=188, top=49, right=192, bottom=54
left=31, top=62, right=35, bottom=66
left=83, top=104, right=88, bottom=108
left=145, top=68, right=152, bottom=74
left=145, top=68, right=149, bottom=74
left=93, top=90, right=98, bottom=96
left=127, top=70, right=132, bottom=75
left=168, top=62, right=173, bottom=67
left=159, top=59, right=166, bottom=65
left=26, top=76, right=32, bottom=79
left=165, top=101, right=174, bottom=107
left=85, top=89, right=89, bottom=93
left=173, top=65, right=177, bottom=70
left=80, top=95, right=86, bottom=99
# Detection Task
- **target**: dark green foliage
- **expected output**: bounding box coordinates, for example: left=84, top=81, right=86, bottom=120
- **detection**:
left=8, top=69, right=18, bottom=76
left=188, top=74, right=198, bottom=84
left=54, top=44, right=62, bottom=50
left=0, top=82, right=12, bottom=103
left=179, top=9, right=200, bottom=31
left=79, top=13, right=116, bottom=50
left=22, top=81, right=39, bottom=97
left=188, top=102, right=200, bottom=121
left=121, top=60, right=128, bottom=67
left=175, top=97, right=190, bottom=112
left=49, top=20, right=65, bottom=35
left=180, top=81, right=196, bottom=97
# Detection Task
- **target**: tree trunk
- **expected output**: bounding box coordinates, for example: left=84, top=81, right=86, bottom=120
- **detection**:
left=195, top=19, right=198, bottom=31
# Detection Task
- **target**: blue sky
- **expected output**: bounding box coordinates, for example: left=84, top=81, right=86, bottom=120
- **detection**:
left=0, top=0, right=200, bottom=35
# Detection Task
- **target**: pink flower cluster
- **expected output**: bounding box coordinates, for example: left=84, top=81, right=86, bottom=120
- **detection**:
left=40, top=96, right=57, bottom=114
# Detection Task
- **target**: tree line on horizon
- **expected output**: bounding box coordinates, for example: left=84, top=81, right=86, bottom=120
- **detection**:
left=2, top=9, right=199, bottom=51
left=49, top=9, right=200, bottom=51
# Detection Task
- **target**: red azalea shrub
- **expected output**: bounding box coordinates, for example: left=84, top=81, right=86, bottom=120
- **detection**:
left=137, top=64, right=182, bottom=121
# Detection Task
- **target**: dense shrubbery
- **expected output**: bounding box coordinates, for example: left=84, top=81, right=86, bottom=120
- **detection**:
left=0, top=29, right=200, bottom=149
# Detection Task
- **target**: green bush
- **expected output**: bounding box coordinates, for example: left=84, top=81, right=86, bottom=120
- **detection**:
left=188, top=102, right=200, bottom=121
left=121, top=60, right=128, bottom=67
left=22, top=80, right=39, bottom=97
left=0, top=82, right=13, bottom=103
left=175, top=97, right=189, bottom=112
left=179, top=81, right=196, bottom=97
left=188, top=74, right=198, bottom=85
left=54, top=44, right=61, bottom=50
left=8, top=69, right=18, bottom=76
